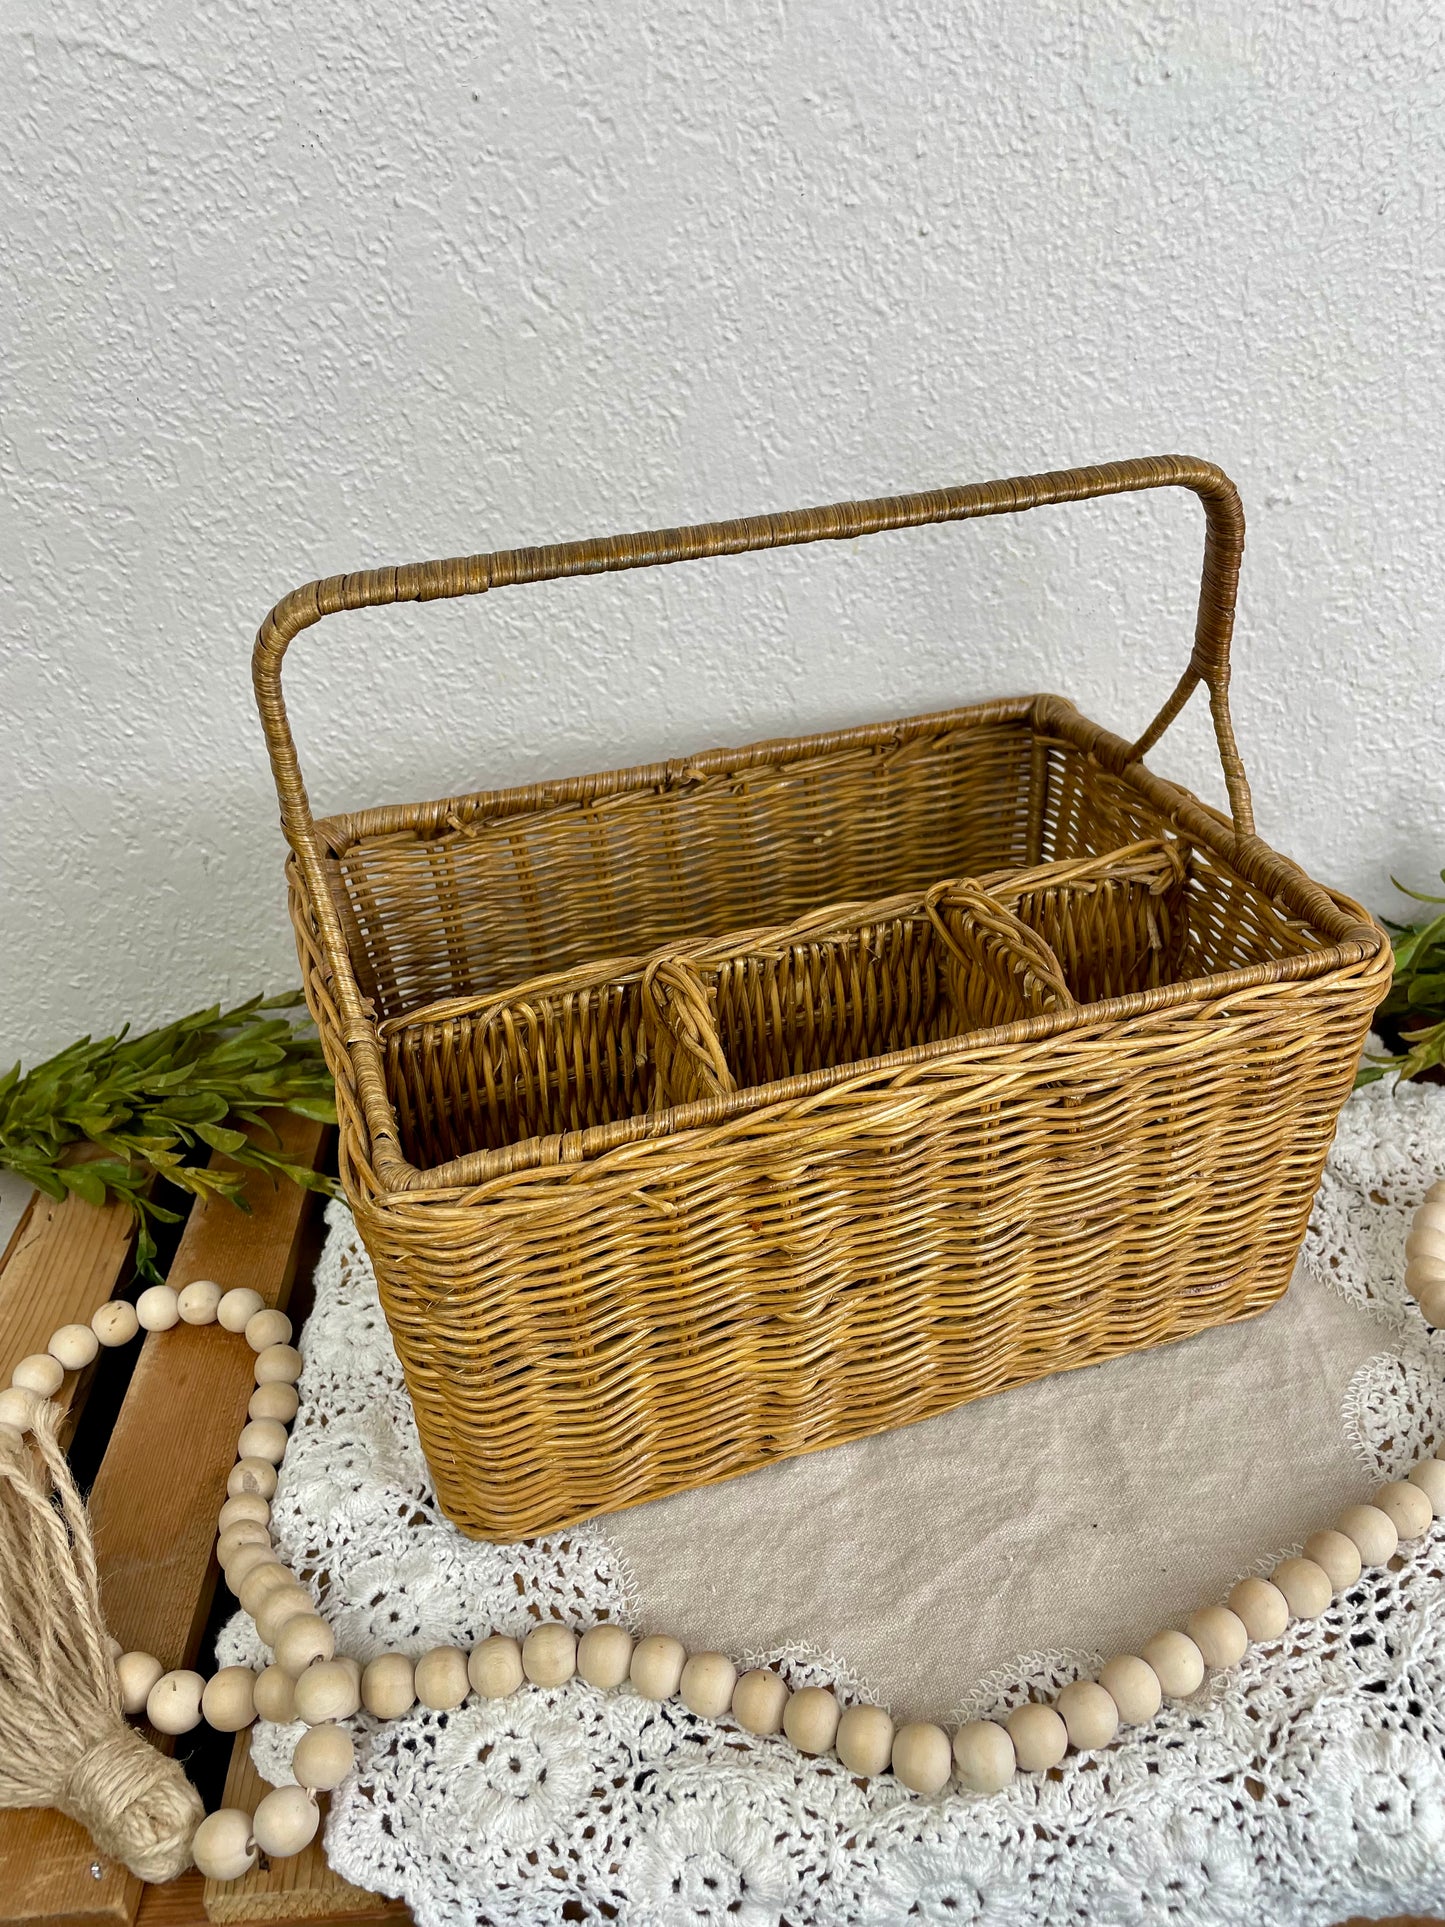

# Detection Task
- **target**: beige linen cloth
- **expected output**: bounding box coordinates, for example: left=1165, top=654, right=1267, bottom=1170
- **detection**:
left=604, top=1261, right=1378, bottom=1721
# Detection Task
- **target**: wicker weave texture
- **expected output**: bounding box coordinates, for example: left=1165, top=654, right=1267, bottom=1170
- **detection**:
left=256, top=456, right=1390, bottom=1539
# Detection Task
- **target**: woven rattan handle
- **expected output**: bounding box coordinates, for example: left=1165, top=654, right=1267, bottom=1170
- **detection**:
left=253, top=455, right=1249, bottom=1056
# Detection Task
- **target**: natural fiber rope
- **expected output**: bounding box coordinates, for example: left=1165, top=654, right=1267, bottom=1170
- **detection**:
left=0, top=1404, right=202, bottom=1881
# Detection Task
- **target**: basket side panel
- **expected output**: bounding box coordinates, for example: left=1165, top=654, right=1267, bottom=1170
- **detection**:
left=334, top=720, right=1039, bottom=1020
left=357, top=950, right=1382, bottom=1542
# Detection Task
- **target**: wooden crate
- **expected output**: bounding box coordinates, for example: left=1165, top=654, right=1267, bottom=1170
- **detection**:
left=0, top=1118, right=411, bottom=1927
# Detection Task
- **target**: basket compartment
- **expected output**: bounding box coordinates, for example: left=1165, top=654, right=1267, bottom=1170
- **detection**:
left=383, top=878, right=1078, bottom=1168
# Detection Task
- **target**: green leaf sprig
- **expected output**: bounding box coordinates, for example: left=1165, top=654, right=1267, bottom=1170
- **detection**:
left=0, top=991, right=337, bottom=1279
left=1356, top=873, right=1445, bottom=1087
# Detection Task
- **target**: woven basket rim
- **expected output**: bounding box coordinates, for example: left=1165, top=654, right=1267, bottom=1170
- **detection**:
left=293, top=696, right=1388, bottom=1200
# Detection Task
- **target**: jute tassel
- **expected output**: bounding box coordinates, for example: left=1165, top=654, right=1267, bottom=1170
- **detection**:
left=0, top=1402, right=201, bottom=1881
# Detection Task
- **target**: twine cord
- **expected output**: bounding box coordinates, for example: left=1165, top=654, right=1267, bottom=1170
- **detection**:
left=0, top=1405, right=200, bottom=1881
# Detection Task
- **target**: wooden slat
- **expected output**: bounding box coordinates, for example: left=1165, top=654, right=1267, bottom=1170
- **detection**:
left=203, top=1749, right=402, bottom=1926
left=139, top=1874, right=406, bottom=1927
left=0, top=1117, right=326, bottom=1927
left=0, top=1151, right=137, bottom=1431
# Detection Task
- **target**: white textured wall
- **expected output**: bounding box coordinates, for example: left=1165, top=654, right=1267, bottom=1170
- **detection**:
left=3, top=2, right=1442, bottom=1064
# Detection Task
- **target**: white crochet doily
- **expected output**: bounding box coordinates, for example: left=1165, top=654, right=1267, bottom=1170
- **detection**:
left=218, top=1079, right=1445, bottom=1927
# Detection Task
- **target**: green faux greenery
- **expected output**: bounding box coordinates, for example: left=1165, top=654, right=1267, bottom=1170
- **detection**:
left=0, top=992, right=337, bottom=1280
left=1356, top=873, right=1445, bottom=1087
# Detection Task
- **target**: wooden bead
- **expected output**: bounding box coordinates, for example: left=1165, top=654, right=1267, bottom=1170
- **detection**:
left=577, top=1624, right=634, bottom=1690
left=1408, top=1458, right=1445, bottom=1510
left=1336, top=1502, right=1399, bottom=1566
left=732, top=1668, right=789, bottom=1736
left=1272, top=1556, right=1333, bottom=1619
left=225, top=1542, right=280, bottom=1587
left=1186, top=1606, right=1249, bottom=1669
left=146, top=1669, right=206, bottom=1734
left=1303, top=1529, right=1363, bottom=1592
left=135, top=1285, right=180, bottom=1331
left=116, top=1650, right=164, bottom=1717
left=1406, top=1218, right=1445, bottom=1264
left=177, top=1280, right=223, bottom=1325
left=218, top=1287, right=266, bottom=1333
left=1055, top=1679, right=1119, bottom=1750
left=1373, top=1479, right=1433, bottom=1540
left=250, top=1382, right=300, bottom=1425
left=293, top=1659, right=361, bottom=1725
left=191, top=1808, right=258, bottom=1882
left=680, top=1652, right=737, bottom=1719
left=952, top=1719, right=1016, bottom=1793
left=217, top=1521, right=270, bottom=1563
left=1142, top=1631, right=1205, bottom=1698
left=275, top=1614, right=335, bottom=1678
left=237, top=1418, right=288, bottom=1466
left=48, top=1323, right=99, bottom=1371
left=0, top=1387, right=38, bottom=1432
left=1097, top=1656, right=1162, bottom=1725
left=1228, top=1576, right=1290, bottom=1640
left=252, top=1785, right=319, bottom=1860
left=629, top=1634, right=686, bottom=1701
left=522, top=1623, right=577, bottom=1688
left=255, top=1343, right=303, bottom=1386
left=468, top=1636, right=524, bottom=1699
left=202, top=1666, right=258, bottom=1732
left=362, top=1653, right=416, bottom=1719
left=245, top=1309, right=293, bottom=1353
left=891, top=1720, right=953, bottom=1793
left=238, top=1562, right=293, bottom=1613
left=293, top=1722, right=355, bottom=1791
left=1410, top=1217, right=1441, bottom=1264
left=254, top=1664, right=297, bottom=1723
left=414, top=1646, right=470, bottom=1710
left=836, top=1703, right=894, bottom=1776
left=1418, top=1279, right=1445, bottom=1328
left=12, top=1353, right=64, bottom=1397
left=255, top=1587, right=316, bottom=1647
left=1404, top=1252, right=1445, bottom=1295
left=1415, top=1197, right=1445, bottom=1231
left=91, top=1301, right=139, bottom=1347
left=219, top=1493, right=270, bottom=1533
left=228, top=1458, right=278, bottom=1500
left=1007, top=1702, right=1068, bottom=1771
left=782, top=1686, right=840, bottom=1755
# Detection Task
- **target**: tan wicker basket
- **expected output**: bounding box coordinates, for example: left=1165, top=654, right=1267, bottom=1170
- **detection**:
left=253, top=455, right=1390, bottom=1541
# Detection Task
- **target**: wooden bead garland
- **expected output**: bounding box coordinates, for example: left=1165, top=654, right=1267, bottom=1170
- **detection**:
left=7, top=1179, right=1439, bottom=1885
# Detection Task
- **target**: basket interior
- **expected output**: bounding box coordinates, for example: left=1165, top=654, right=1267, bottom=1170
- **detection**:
left=332, top=715, right=1339, bottom=1176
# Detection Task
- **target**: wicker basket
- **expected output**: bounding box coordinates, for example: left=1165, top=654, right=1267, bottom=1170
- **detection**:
left=253, top=455, right=1390, bottom=1540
